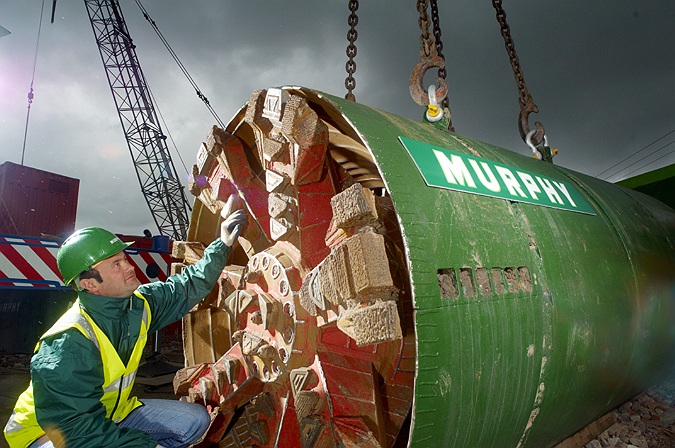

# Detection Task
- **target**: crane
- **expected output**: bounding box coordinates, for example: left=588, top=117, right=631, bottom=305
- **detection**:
left=52, top=0, right=191, bottom=240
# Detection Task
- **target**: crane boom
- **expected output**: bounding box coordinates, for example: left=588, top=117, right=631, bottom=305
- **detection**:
left=83, top=0, right=190, bottom=239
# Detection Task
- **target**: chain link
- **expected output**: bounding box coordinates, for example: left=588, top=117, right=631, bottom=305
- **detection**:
left=491, top=0, right=545, bottom=145
left=416, top=0, right=433, bottom=58
left=413, top=0, right=452, bottom=130
left=429, top=0, right=447, bottom=107
left=492, top=0, right=528, bottom=109
left=345, top=0, right=359, bottom=101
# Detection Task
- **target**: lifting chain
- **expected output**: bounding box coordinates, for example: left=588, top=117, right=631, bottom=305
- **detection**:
left=410, top=0, right=452, bottom=130
left=429, top=0, right=448, bottom=108
left=491, top=0, right=546, bottom=148
left=344, top=0, right=359, bottom=102
left=417, top=0, right=433, bottom=59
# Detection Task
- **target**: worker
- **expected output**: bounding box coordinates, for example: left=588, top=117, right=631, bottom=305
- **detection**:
left=4, top=195, right=247, bottom=448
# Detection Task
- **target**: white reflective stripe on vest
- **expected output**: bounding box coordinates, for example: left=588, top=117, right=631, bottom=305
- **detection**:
left=103, top=370, right=137, bottom=395
left=71, top=313, right=100, bottom=350
left=3, top=412, right=22, bottom=434
left=40, top=302, right=100, bottom=351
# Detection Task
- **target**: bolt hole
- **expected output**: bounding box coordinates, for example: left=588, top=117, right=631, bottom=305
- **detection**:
left=271, top=264, right=281, bottom=279
left=280, top=279, right=290, bottom=296
left=251, top=256, right=259, bottom=270
left=271, top=360, right=280, bottom=375
left=262, top=365, right=270, bottom=380
left=262, top=256, right=270, bottom=270
left=282, top=326, right=294, bottom=344
left=279, top=347, right=288, bottom=363
left=283, top=301, right=294, bottom=317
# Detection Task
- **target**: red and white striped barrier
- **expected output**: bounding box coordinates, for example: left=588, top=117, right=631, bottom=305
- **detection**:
left=0, top=234, right=171, bottom=289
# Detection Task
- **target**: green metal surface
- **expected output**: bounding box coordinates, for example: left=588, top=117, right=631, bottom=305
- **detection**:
left=616, top=163, right=675, bottom=210
left=313, top=90, right=675, bottom=447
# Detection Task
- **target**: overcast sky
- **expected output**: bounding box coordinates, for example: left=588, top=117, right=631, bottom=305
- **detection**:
left=1, top=1, right=674, bottom=236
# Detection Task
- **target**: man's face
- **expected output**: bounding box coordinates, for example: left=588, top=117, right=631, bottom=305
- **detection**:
left=84, top=251, right=140, bottom=298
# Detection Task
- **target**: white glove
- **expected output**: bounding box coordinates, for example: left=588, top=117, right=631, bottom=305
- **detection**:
left=220, top=194, right=248, bottom=247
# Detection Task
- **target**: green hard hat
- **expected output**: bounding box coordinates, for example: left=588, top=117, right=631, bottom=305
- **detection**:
left=57, top=227, right=134, bottom=286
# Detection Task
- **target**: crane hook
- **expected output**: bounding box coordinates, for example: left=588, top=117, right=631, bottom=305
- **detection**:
left=518, top=100, right=545, bottom=148
left=409, top=54, right=448, bottom=107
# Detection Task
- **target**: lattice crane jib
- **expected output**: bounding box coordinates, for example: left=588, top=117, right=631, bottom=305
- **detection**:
left=83, top=0, right=190, bottom=240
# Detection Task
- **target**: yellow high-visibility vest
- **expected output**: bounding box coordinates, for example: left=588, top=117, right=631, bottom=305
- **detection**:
left=4, top=292, right=152, bottom=448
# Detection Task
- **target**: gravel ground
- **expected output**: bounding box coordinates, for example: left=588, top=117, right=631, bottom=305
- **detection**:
left=585, top=372, right=675, bottom=448
left=2, top=352, right=673, bottom=447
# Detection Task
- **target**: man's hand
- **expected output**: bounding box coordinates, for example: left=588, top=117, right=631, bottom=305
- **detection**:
left=220, top=194, right=248, bottom=247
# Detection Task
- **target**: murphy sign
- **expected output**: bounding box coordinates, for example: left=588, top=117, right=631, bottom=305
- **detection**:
left=400, top=137, right=595, bottom=215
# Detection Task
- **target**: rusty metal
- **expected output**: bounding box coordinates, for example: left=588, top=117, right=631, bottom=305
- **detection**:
left=429, top=0, right=447, bottom=107
left=410, top=0, right=448, bottom=108
left=408, top=54, right=448, bottom=107
left=344, top=0, right=359, bottom=102
left=416, top=0, right=432, bottom=58
left=491, top=0, right=546, bottom=147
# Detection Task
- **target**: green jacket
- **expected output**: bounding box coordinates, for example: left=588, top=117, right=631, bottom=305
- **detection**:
left=29, top=239, right=229, bottom=448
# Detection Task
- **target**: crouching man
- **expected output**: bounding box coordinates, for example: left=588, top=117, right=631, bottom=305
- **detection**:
left=4, top=196, right=247, bottom=448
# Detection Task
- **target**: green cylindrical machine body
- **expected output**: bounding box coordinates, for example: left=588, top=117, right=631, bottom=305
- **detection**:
left=322, top=92, right=675, bottom=447
left=183, top=87, right=674, bottom=447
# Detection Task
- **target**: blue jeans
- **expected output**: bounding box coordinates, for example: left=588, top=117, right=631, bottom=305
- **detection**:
left=28, top=399, right=210, bottom=448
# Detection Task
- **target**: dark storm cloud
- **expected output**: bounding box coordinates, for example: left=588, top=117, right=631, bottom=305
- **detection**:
left=0, top=1, right=673, bottom=234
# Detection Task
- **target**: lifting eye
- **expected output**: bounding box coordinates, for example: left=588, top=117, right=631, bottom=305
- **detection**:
left=409, top=54, right=448, bottom=108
